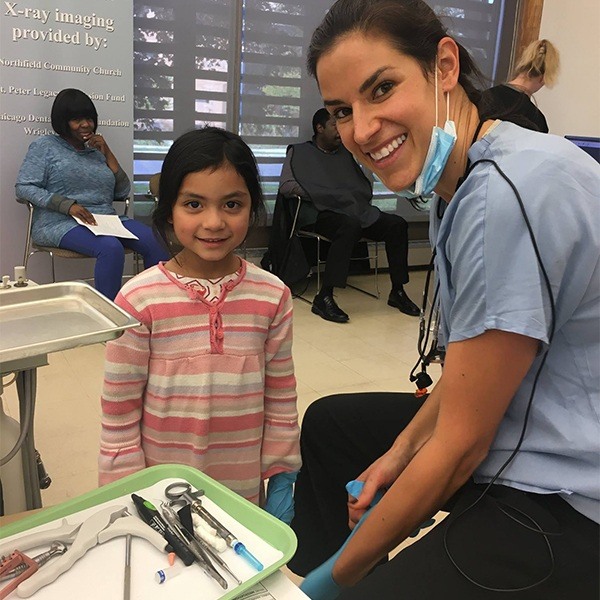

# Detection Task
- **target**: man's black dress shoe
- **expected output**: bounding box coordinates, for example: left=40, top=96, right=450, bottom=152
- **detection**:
left=312, top=294, right=349, bottom=323
left=388, top=289, right=420, bottom=316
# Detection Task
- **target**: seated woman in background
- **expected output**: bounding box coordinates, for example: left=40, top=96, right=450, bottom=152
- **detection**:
left=480, top=39, right=560, bottom=133
left=15, top=88, right=167, bottom=299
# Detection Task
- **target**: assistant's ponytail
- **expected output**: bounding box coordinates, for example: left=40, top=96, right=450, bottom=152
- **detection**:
left=513, top=39, right=560, bottom=87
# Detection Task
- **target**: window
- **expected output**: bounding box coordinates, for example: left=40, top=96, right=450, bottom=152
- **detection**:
left=133, top=0, right=515, bottom=219
left=238, top=1, right=326, bottom=202
left=432, top=0, right=516, bottom=82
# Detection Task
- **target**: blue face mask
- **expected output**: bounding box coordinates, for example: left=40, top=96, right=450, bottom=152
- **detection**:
left=398, top=70, right=457, bottom=200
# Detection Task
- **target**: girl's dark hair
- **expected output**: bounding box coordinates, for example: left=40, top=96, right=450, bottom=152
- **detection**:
left=51, top=88, right=98, bottom=137
left=307, top=0, right=485, bottom=106
left=153, top=127, right=265, bottom=253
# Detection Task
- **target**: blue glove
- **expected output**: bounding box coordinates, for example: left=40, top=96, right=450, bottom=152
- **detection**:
left=300, top=480, right=381, bottom=600
left=345, top=480, right=384, bottom=505
left=300, top=480, right=437, bottom=599
left=300, top=552, right=344, bottom=600
left=349, top=479, right=435, bottom=537
left=264, top=471, right=298, bottom=525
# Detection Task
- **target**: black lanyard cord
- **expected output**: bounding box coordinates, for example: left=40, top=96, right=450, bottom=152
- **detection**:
left=443, top=157, right=559, bottom=593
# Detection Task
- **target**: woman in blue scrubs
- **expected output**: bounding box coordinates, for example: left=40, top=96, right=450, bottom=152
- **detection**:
left=290, top=1, right=600, bottom=598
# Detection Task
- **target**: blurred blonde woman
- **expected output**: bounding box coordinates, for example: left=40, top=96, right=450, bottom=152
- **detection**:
left=482, top=39, right=560, bottom=132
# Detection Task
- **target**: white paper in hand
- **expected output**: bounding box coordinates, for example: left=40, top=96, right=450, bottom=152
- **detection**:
left=73, top=214, right=139, bottom=239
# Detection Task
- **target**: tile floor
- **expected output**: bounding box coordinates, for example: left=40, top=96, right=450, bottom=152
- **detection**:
left=2, top=269, right=443, bottom=505
left=1, top=269, right=443, bottom=582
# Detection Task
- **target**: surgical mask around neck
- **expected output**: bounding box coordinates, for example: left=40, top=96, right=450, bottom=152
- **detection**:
left=398, top=69, right=457, bottom=200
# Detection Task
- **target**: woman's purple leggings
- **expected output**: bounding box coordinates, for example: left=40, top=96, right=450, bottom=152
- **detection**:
left=60, top=219, right=168, bottom=299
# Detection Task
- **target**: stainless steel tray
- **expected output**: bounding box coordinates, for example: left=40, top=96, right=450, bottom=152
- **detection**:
left=0, top=282, right=140, bottom=364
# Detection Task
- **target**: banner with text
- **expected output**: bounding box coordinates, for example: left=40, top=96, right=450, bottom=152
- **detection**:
left=0, top=0, right=133, bottom=280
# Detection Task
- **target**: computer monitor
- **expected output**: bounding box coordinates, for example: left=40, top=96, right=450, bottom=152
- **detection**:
left=565, top=135, right=600, bottom=163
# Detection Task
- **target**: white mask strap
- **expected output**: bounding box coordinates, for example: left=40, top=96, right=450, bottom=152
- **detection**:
left=435, top=65, right=439, bottom=127
left=435, top=61, right=451, bottom=125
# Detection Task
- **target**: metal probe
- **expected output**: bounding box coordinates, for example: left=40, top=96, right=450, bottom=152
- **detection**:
left=123, top=535, right=131, bottom=600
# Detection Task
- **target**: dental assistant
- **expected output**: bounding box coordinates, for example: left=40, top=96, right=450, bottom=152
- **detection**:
left=289, top=1, right=600, bottom=599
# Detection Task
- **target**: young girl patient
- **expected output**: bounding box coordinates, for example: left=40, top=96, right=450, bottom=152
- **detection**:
left=99, top=127, right=301, bottom=516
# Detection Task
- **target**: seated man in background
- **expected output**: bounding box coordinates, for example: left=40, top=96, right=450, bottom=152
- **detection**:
left=279, top=108, right=419, bottom=322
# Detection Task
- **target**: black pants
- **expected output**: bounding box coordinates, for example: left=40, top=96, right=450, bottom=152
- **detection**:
left=314, top=211, right=409, bottom=290
left=289, top=392, right=600, bottom=599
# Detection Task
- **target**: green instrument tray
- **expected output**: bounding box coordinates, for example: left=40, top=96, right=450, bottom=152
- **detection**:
left=0, top=464, right=297, bottom=600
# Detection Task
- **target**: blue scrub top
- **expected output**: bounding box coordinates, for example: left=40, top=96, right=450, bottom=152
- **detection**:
left=431, top=121, right=600, bottom=523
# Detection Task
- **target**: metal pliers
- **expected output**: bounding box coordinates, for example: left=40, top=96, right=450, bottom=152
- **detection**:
left=0, top=505, right=168, bottom=598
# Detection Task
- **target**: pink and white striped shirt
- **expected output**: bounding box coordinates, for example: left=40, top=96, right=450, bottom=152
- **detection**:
left=99, top=260, right=301, bottom=504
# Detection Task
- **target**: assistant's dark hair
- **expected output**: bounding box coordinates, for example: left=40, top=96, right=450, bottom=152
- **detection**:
left=153, top=127, right=265, bottom=252
left=51, top=88, right=98, bottom=137
left=307, top=0, right=485, bottom=106
left=312, top=108, right=332, bottom=135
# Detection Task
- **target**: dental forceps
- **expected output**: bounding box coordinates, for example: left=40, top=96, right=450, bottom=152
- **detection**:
left=164, top=482, right=263, bottom=571
left=163, top=501, right=242, bottom=585
left=159, top=502, right=229, bottom=589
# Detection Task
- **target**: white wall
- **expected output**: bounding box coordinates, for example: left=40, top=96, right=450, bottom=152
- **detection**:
left=0, top=2, right=133, bottom=281
left=536, top=0, right=600, bottom=136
